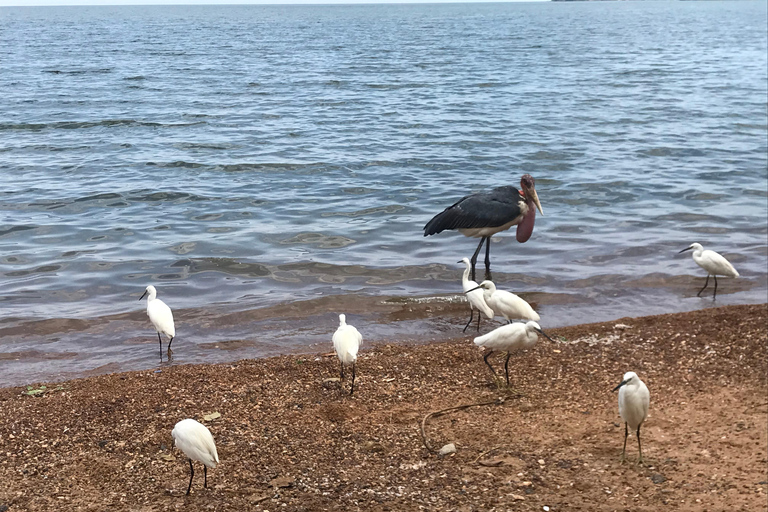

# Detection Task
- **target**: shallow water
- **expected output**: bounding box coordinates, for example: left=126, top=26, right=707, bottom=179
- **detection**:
left=0, top=2, right=766, bottom=386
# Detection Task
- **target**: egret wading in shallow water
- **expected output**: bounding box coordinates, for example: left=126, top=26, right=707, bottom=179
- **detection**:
left=679, top=243, right=739, bottom=299
left=473, top=321, right=552, bottom=387
left=423, top=174, right=544, bottom=282
left=332, top=314, right=362, bottom=395
left=613, top=371, right=650, bottom=464
left=139, top=285, right=175, bottom=362
left=459, top=257, right=494, bottom=332
left=466, top=280, right=539, bottom=324
left=172, top=419, right=219, bottom=495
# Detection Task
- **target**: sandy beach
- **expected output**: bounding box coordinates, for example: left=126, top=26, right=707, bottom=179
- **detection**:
left=0, top=303, right=765, bottom=511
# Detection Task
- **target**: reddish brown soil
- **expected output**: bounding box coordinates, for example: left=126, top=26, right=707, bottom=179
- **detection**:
left=0, top=304, right=766, bottom=511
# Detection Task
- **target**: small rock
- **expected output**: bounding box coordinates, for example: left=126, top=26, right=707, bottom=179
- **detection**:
left=269, top=476, right=295, bottom=489
left=614, top=323, right=632, bottom=330
left=363, top=441, right=385, bottom=453
left=438, top=443, right=456, bottom=456
left=538, top=459, right=545, bottom=466
left=651, top=473, right=667, bottom=484
left=511, top=494, right=526, bottom=501
left=543, top=507, right=550, bottom=512
left=322, top=378, right=341, bottom=389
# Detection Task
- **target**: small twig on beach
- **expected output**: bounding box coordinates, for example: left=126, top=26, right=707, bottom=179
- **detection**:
left=420, top=398, right=505, bottom=453
left=473, top=445, right=505, bottom=464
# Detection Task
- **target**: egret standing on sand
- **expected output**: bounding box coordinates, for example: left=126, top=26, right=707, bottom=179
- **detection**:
left=466, top=280, right=539, bottom=324
left=332, top=314, right=362, bottom=395
left=459, top=257, right=494, bottom=332
left=139, top=285, right=175, bottom=362
left=424, top=174, right=544, bottom=282
left=473, top=320, right=552, bottom=387
left=679, top=243, right=739, bottom=299
left=172, top=418, right=219, bottom=495
left=613, top=371, right=650, bottom=464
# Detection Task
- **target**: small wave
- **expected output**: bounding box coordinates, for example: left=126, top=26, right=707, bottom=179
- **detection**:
left=145, top=160, right=207, bottom=169
left=42, top=68, right=113, bottom=75
left=6, top=264, right=61, bottom=278
left=279, top=232, right=356, bottom=249
left=0, top=225, right=37, bottom=238
left=321, top=205, right=406, bottom=217
left=0, top=119, right=206, bottom=132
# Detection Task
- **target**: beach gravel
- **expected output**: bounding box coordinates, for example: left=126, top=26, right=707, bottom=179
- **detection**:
left=0, top=304, right=765, bottom=511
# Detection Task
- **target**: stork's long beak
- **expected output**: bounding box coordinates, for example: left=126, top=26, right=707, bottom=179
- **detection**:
left=612, top=379, right=628, bottom=392
left=678, top=246, right=693, bottom=254
left=526, top=186, right=544, bottom=216
left=534, top=327, right=554, bottom=342
left=139, top=290, right=147, bottom=301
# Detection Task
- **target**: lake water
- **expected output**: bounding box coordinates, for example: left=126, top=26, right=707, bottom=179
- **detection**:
left=0, top=1, right=766, bottom=386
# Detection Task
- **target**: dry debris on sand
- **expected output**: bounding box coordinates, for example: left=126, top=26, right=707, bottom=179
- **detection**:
left=0, top=304, right=766, bottom=511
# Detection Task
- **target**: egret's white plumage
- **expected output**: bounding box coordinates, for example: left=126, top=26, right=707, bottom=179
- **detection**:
left=679, top=243, right=739, bottom=298
left=332, top=314, right=362, bottom=395
left=172, top=418, right=219, bottom=495
left=471, top=280, right=539, bottom=323
left=459, top=257, right=494, bottom=332
left=473, top=320, right=552, bottom=387
left=613, top=371, right=650, bottom=464
left=139, top=285, right=176, bottom=361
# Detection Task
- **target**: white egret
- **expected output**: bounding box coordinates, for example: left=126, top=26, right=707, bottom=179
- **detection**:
left=466, top=280, right=539, bottom=323
left=473, top=320, right=552, bottom=387
left=679, top=243, right=739, bottom=299
left=172, top=418, right=219, bottom=495
left=459, top=257, right=495, bottom=332
left=424, top=174, right=544, bottom=282
left=613, top=371, right=650, bottom=464
left=332, top=314, right=362, bottom=395
left=139, top=285, right=176, bottom=362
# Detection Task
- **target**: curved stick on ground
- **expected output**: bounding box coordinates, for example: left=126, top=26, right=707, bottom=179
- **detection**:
left=419, top=398, right=505, bottom=453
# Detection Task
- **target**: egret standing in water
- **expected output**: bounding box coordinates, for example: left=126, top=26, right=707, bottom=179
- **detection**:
left=172, top=418, right=219, bottom=495
left=473, top=320, right=552, bottom=387
left=139, top=285, right=176, bottom=362
left=613, top=371, right=650, bottom=464
left=332, top=314, right=362, bottom=395
left=679, top=243, right=739, bottom=299
left=424, top=174, right=544, bottom=282
left=466, top=280, right=539, bottom=324
left=459, top=257, right=495, bottom=332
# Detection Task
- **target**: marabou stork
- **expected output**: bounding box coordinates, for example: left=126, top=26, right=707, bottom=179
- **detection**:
left=423, top=174, right=543, bottom=282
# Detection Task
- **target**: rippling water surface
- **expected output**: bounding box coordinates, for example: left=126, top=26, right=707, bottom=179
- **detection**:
left=0, top=1, right=766, bottom=386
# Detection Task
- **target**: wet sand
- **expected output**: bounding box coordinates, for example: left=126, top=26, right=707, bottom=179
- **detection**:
left=0, top=303, right=766, bottom=511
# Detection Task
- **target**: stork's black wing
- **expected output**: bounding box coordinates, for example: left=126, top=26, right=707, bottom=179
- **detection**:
left=423, top=186, right=524, bottom=236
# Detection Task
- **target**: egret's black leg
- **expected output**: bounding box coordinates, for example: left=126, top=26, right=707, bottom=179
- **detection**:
left=470, top=237, right=487, bottom=283
left=713, top=275, right=718, bottom=300
left=463, top=309, right=475, bottom=333
left=204, top=465, right=208, bottom=488
left=167, top=336, right=174, bottom=356
left=350, top=362, right=356, bottom=396
left=476, top=311, right=482, bottom=332
left=697, top=274, right=710, bottom=297
left=484, top=236, right=492, bottom=282
left=158, top=333, right=163, bottom=362
left=621, top=422, right=628, bottom=463
left=186, top=459, right=194, bottom=495
left=482, top=350, right=497, bottom=379
left=339, top=361, right=344, bottom=380
left=503, top=352, right=512, bottom=387
left=636, top=425, right=643, bottom=464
